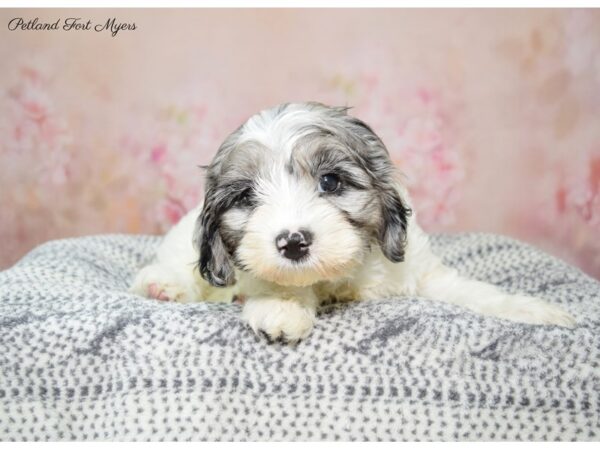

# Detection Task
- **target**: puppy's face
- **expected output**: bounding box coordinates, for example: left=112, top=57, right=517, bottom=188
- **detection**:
left=194, top=102, right=411, bottom=287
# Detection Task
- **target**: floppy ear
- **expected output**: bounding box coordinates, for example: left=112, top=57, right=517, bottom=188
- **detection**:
left=378, top=184, right=411, bottom=262
left=193, top=189, right=236, bottom=287
left=337, top=112, right=412, bottom=263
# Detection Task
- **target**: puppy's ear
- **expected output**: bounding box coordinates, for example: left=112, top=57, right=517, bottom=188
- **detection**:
left=193, top=190, right=236, bottom=287
left=378, top=185, right=411, bottom=262
left=337, top=113, right=412, bottom=263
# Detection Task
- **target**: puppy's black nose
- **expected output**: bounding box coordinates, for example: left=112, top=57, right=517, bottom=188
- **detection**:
left=275, top=229, right=313, bottom=261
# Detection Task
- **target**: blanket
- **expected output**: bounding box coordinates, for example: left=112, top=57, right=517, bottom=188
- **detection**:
left=0, top=233, right=599, bottom=441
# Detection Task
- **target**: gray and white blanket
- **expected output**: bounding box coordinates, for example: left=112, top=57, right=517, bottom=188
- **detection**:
left=0, top=233, right=599, bottom=441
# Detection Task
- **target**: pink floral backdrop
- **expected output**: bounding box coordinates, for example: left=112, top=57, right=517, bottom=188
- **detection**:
left=0, top=9, right=598, bottom=279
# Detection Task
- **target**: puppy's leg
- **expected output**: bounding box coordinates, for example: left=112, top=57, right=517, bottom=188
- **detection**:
left=129, top=206, right=206, bottom=303
left=240, top=281, right=318, bottom=343
left=417, top=262, right=575, bottom=327
left=129, top=262, right=201, bottom=303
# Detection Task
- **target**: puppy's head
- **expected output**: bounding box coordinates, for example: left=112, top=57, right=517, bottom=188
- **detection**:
left=194, top=102, right=411, bottom=287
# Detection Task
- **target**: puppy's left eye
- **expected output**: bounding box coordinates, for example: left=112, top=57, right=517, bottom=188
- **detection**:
left=318, top=173, right=341, bottom=193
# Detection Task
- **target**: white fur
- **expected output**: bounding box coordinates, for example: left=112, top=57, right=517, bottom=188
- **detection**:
left=129, top=106, right=575, bottom=343
left=130, top=204, right=236, bottom=304
left=130, top=202, right=575, bottom=342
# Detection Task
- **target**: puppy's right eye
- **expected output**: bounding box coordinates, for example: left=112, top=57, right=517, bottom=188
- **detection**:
left=318, top=173, right=341, bottom=193
left=234, top=188, right=254, bottom=208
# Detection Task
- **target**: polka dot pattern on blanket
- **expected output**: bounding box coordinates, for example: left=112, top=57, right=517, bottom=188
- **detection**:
left=0, top=233, right=599, bottom=441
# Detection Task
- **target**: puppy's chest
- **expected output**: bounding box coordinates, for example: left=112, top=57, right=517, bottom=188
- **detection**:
left=313, top=258, right=414, bottom=302
left=229, top=253, right=416, bottom=303
left=312, top=280, right=361, bottom=303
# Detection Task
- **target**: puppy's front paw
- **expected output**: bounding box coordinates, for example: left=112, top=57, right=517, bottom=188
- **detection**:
left=129, top=263, right=198, bottom=303
left=241, top=297, right=316, bottom=343
left=496, top=295, right=576, bottom=328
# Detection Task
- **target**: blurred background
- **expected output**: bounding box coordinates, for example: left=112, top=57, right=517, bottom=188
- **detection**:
left=0, top=8, right=598, bottom=279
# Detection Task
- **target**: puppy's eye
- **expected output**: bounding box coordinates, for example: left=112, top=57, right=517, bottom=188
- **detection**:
left=234, top=188, right=254, bottom=208
left=318, top=173, right=341, bottom=193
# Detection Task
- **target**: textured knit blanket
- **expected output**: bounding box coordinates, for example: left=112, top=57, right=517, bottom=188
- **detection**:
left=0, top=233, right=599, bottom=441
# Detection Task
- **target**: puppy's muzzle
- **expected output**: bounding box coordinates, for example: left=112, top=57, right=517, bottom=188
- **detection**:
left=275, top=229, right=313, bottom=261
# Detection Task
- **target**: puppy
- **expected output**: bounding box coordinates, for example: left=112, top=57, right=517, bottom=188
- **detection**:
left=130, top=102, right=575, bottom=342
